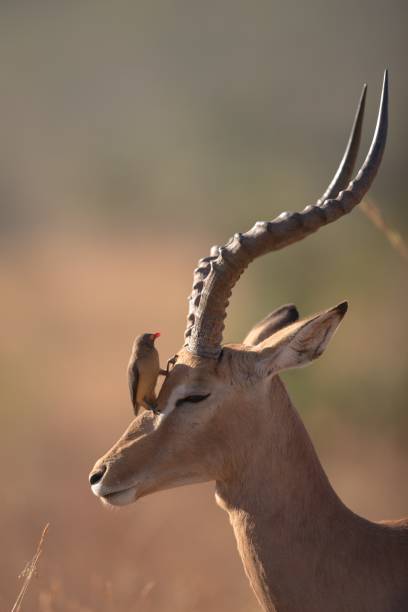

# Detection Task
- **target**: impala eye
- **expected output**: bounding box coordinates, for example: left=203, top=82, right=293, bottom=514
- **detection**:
left=176, top=393, right=211, bottom=407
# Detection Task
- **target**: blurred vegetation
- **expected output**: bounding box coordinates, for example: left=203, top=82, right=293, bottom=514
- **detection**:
left=0, top=2, right=407, bottom=610
left=0, top=0, right=406, bottom=235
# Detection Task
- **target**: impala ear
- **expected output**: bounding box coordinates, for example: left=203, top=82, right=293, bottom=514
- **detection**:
left=243, top=304, right=299, bottom=347
left=255, top=302, right=348, bottom=377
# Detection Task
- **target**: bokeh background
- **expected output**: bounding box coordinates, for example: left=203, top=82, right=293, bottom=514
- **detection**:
left=1, top=1, right=407, bottom=610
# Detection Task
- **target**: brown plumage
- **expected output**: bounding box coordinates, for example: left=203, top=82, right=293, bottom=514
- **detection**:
left=127, top=332, right=161, bottom=415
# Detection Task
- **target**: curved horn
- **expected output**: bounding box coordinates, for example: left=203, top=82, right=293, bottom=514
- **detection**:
left=185, top=71, right=388, bottom=359
left=317, top=83, right=367, bottom=203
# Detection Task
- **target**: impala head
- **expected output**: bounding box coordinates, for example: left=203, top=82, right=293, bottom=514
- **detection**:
left=90, top=73, right=388, bottom=507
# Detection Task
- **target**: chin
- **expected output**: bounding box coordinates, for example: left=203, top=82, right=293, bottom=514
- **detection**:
left=100, top=486, right=139, bottom=507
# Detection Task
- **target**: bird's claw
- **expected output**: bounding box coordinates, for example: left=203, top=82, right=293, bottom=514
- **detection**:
left=165, top=354, right=178, bottom=375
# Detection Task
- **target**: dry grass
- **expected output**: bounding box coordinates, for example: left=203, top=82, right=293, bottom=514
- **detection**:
left=361, top=198, right=408, bottom=262
left=12, top=524, right=50, bottom=612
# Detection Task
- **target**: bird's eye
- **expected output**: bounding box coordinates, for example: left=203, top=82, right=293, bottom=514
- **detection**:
left=176, top=393, right=211, bottom=407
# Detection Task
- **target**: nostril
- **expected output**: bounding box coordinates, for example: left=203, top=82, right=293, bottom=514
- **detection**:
left=89, top=465, right=107, bottom=486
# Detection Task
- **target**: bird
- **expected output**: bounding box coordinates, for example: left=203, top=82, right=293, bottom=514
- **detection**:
left=127, top=332, right=163, bottom=415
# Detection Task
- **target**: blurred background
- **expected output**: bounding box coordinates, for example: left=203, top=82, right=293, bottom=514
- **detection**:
left=1, top=1, right=407, bottom=610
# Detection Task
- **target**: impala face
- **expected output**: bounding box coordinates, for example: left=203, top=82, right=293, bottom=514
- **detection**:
left=89, top=305, right=347, bottom=506
left=90, top=348, right=238, bottom=506
left=90, top=345, right=255, bottom=505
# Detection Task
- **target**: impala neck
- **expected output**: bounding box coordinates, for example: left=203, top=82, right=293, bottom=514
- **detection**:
left=215, top=376, right=352, bottom=612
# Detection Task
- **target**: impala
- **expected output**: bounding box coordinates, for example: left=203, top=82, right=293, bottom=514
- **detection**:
left=90, top=71, right=408, bottom=612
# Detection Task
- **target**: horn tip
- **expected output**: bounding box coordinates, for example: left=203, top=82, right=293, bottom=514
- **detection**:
left=382, top=69, right=389, bottom=96
left=380, top=69, right=389, bottom=116
left=357, top=82, right=367, bottom=112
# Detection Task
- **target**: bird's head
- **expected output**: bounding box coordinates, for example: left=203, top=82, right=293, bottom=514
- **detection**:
left=139, top=332, right=160, bottom=347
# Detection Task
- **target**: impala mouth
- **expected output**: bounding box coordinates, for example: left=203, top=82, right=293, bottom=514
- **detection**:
left=92, top=484, right=138, bottom=507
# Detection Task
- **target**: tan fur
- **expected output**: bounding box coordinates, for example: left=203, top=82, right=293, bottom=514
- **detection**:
left=90, top=307, right=408, bottom=612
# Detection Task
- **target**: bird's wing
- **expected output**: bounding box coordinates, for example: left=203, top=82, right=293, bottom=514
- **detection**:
left=128, top=360, right=139, bottom=415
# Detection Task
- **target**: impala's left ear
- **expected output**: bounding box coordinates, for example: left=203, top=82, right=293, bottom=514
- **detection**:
left=255, top=302, right=348, bottom=378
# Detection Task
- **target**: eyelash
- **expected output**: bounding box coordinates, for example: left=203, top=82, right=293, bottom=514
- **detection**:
left=176, top=393, right=211, bottom=407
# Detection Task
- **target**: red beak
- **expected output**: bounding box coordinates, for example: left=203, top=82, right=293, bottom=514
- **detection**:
left=153, top=332, right=161, bottom=339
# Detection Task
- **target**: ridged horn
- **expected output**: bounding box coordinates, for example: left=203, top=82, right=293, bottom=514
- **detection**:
left=184, top=71, right=388, bottom=359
